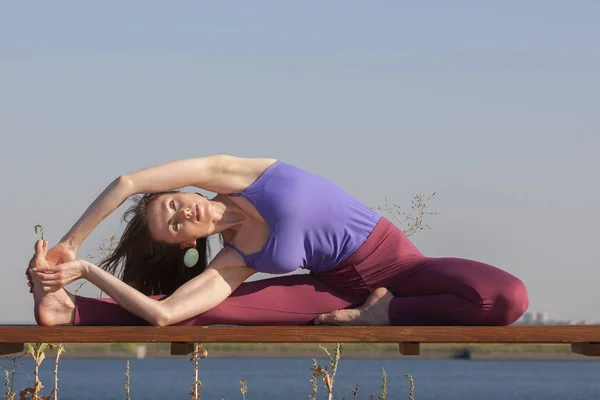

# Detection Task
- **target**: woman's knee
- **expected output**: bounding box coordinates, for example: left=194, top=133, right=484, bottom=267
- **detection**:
left=445, top=258, right=529, bottom=325
left=489, top=277, right=529, bottom=325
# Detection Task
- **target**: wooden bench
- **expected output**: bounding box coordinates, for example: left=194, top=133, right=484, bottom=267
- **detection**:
left=1, top=325, right=599, bottom=357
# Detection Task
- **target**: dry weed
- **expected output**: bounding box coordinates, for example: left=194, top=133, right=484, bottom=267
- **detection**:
left=124, top=360, right=131, bottom=400
left=373, top=192, right=437, bottom=237
left=189, top=343, right=207, bottom=400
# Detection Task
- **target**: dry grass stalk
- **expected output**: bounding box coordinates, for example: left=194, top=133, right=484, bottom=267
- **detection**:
left=308, top=363, right=328, bottom=400
left=85, top=236, right=118, bottom=264
left=2, top=349, right=27, bottom=400
left=9, top=358, right=18, bottom=397
left=239, top=379, right=247, bottom=400
left=79, top=236, right=118, bottom=296
left=33, top=226, right=44, bottom=241
left=19, top=343, right=51, bottom=400
left=351, top=384, right=359, bottom=400
left=4, top=370, right=15, bottom=400
left=374, top=192, right=437, bottom=237
left=2, top=355, right=23, bottom=400
left=341, top=386, right=350, bottom=400
left=378, top=368, right=387, bottom=400
left=49, top=344, right=64, bottom=400
left=309, top=343, right=343, bottom=400
left=124, top=360, right=131, bottom=400
left=189, top=343, right=207, bottom=400
left=308, top=359, right=319, bottom=400
left=321, top=343, right=342, bottom=380
left=405, top=374, right=415, bottom=400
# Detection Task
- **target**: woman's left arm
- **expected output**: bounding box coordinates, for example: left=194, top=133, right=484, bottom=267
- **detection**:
left=91, top=262, right=254, bottom=325
left=32, top=249, right=255, bottom=326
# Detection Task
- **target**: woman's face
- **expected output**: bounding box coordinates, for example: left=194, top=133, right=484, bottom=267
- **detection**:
left=146, top=192, right=210, bottom=245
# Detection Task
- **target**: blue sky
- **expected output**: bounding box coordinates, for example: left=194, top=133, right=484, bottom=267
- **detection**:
left=1, top=2, right=598, bottom=323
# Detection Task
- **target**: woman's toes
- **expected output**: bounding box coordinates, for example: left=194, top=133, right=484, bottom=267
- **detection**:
left=314, top=311, right=343, bottom=325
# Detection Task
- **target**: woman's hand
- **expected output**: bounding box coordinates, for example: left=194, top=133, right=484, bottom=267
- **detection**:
left=30, top=258, right=91, bottom=293
left=46, top=242, right=77, bottom=267
left=26, top=241, right=77, bottom=293
left=26, top=240, right=50, bottom=292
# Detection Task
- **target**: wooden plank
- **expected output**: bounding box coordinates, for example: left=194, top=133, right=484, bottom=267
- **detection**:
left=571, top=343, right=600, bottom=356
left=171, top=342, right=195, bottom=356
left=0, top=325, right=598, bottom=344
left=399, top=342, right=420, bottom=355
left=0, top=343, right=24, bottom=356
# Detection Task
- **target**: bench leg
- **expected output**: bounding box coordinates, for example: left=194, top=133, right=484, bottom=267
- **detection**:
left=399, top=342, right=420, bottom=356
left=0, top=343, right=24, bottom=356
left=571, top=343, right=600, bottom=356
left=171, top=342, right=195, bottom=356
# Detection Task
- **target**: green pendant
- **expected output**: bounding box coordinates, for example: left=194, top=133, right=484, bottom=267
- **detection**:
left=184, top=248, right=199, bottom=268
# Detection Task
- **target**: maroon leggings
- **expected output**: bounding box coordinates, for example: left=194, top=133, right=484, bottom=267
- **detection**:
left=74, top=218, right=529, bottom=326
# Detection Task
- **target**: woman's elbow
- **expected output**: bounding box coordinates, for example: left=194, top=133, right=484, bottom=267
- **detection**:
left=115, top=174, right=135, bottom=194
left=152, top=318, right=170, bottom=327
left=150, top=309, right=172, bottom=327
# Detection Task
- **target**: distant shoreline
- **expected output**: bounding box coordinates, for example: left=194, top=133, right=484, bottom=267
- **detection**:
left=53, top=349, right=598, bottom=362
left=6, top=341, right=598, bottom=362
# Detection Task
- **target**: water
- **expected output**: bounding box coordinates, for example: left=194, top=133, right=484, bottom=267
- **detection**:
left=2, top=357, right=599, bottom=400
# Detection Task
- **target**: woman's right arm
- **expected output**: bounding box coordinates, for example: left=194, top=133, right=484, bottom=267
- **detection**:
left=50, top=154, right=275, bottom=258
left=58, top=175, right=134, bottom=252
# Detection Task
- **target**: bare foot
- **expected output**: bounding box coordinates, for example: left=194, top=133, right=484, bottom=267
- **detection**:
left=313, top=287, right=394, bottom=326
left=27, top=240, right=76, bottom=326
left=31, top=278, right=76, bottom=326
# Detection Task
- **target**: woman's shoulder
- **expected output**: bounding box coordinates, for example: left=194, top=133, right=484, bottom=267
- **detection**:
left=225, top=155, right=277, bottom=175
left=207, top=155, right=278, bottom=194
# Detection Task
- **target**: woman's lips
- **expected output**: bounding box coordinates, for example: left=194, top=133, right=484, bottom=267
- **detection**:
left=196, top=204, right=200, bottom=221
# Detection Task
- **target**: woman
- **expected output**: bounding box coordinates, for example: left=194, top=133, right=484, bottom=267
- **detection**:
left=27, top=154, right=529, bottom=327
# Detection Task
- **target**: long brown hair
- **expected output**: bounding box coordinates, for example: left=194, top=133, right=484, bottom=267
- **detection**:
left=98, top=192, right=211, bottom=295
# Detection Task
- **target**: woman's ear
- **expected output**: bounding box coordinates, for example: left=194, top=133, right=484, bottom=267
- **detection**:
left=180, top=240, right=197, bottom=249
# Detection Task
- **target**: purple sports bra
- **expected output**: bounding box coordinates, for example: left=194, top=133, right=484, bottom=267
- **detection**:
left=225, top=161, right=381, bottom=274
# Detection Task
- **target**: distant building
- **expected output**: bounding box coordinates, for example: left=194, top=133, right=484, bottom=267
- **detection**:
left=535, top=312, right=549, bottom=324
left=516, top=311, right=595, bottom=326
left=521, top=312, right=534, bottom=324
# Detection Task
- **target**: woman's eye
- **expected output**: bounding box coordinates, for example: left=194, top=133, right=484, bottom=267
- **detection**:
left=169, top=200, right=178, bottom=232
